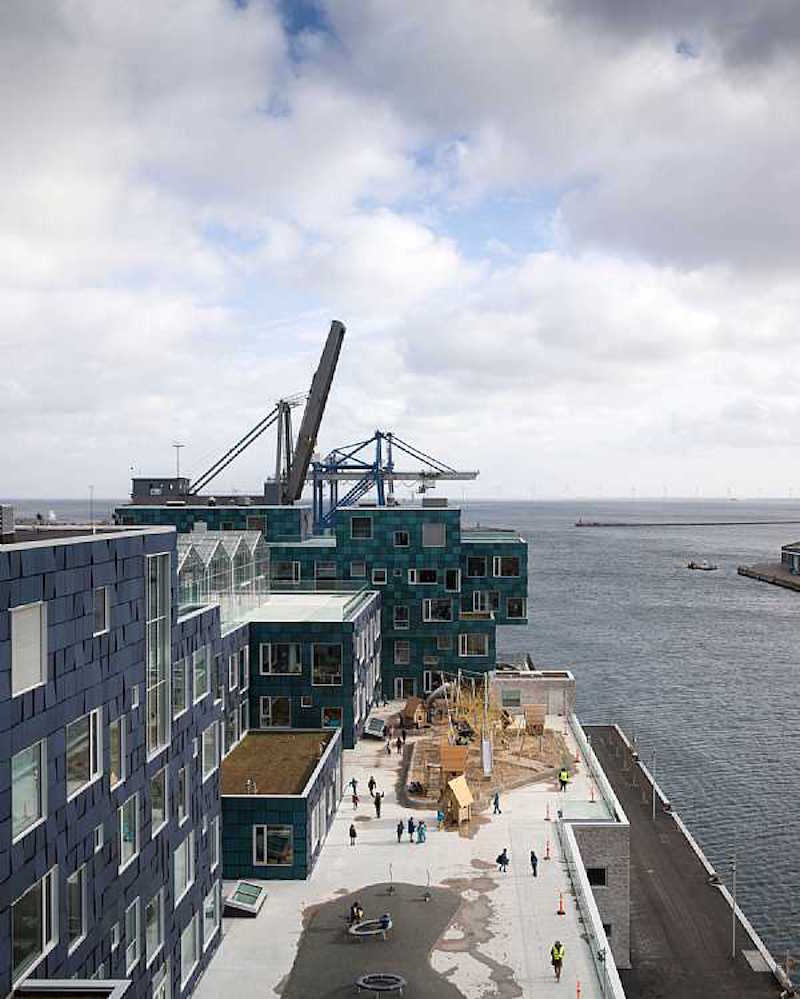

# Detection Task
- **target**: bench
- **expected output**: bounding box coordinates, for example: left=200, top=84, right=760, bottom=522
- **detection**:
left=354, top=973, right=406, bottom=997
left=348, top=916, right=393, bottom=941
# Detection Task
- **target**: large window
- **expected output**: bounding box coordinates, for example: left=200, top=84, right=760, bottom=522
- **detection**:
left=260, top=696, right=291, bottom=728
left=203, top=882, right=221, bottom=950
left=312, top=644, right=342, bottom=685
left=93, top=586, right=109, bottom=636
left=423, top=598, right=453, bottom=622
left=66, top=709, right=102, bottom=799
left=12, top=740, right=46, bottom=841
left=180, top=913, right=200, bottom=990
left=350, top=516, right=372, bottom=540
left=145, top=889, right=164, bottom=965
left=66, top=865, right=86, bottom=953
left=174, top=831, right=195, bottom=905
left=172, top=658, right=188, bottom=718
left=228, top=653, right=238, bottom=690
left=393, top=605, right=409, bottom=630
left=118, top=792, right=139, bottom=872
left=322, top=707, right=342, bottom=729
left=422, top=522, right=446, bottom=547
left=260, top=642, right=302, bottom=674
left=124, top=898, right=140, bottom=974
left=11, top=602, right=47, bottom=697
left=472, top=591, right=489, bottom=613
left=271, top=560, right=300, bottom=583
left=445, top=568, right=461, bottom=592
left=350, top=560, right=366, bottom=578
left=146, top=553, right=171, bottom=758
left=393, top=530, right=410, bottom=547
left=193, top=647, right=209, bottom=702
left=394, top=640, right=410, bottom=665
left=408, top=568, right=437, bottom=584
left=151, top=767, right=167, bottom=835
left=12, top=867, right=58, bottom=985
left=109, top=715, right=125, bottom=789
left=507, top=596, right=527, bottom=619
left=466, top=556, right=487, bottom=578
left=253, top=824, right=293, bottom=866
left=202, top=723, right=218, bottom=781
left=493, top=555, right=521, bottom=577
left=177, top=766, right=188, bottom=825
left=459, top=633, right=489, bottom=657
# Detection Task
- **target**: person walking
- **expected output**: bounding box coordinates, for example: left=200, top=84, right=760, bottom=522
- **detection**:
left=395, top=736, right=403, bottom=754
left=396, top=820, right=404, bottom=843
left=417, top=819, right=427, bottom=843
left=550, top=940, right=565, bottom=982
left=352, top=791, right=359, bottom=810
left=496, top=847, right=509, bottom=873
left=368, top=775, right=376, bottom=798
left=530, top=849, right=538, bottom=877
left=374, top=791, right=384, bottom=818
left=558, top=767, right=569, bottom=793
left=349, top=823, right=357, bottom=846
left=386, top=738, right=392, bottom=756
left=349, top=776, right=358, bottom=795
left=401, top=727, right=407, bottom=745
left=493, top=791, right=502, bottom=815
left=436, top=808, right=445, bottom=831
left=407, top=816, right=416, bottom=843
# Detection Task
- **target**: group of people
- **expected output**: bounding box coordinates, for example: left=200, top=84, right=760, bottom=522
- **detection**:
left=494, top=847, right=539, bottom=876
left=397, top=816, right=427, bottom=843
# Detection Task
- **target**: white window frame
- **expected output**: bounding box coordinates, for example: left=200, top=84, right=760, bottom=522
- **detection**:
left=11, top=866, right=58, bottom=987
left=202, top=881, right=221, bottom=951
left=213, top=654, right=224, bottom=704
left=145, top=887, right=165, bottom=968
left=202, top=723, right=218, bottom=782
left=240, top=699, right=249, bottom=736
left=152, top=959, right=171, bottom=999
left=94, top=823, right=104, bottom=853
left=350, top=515, right=373, bottom=540
left=172, top=658, right=189, bottom=720
left=240, top=646, right=250, bottom=692
left=372, top=567, right=387, bottom=585
left=173, top=830, right=195, bottom=908
left=350, top=560, right=366, bottom=578
left=445, top=568, right=461, bottom=592
left=109, top=714, right=125, bottom=791
left=493, top=555, right=521, bottom=578
left=472, top=590, right=489, bottom=613
left=93, top=586, right=110, bottom=637
left=180, top=913, right=201, bottom=991
left=465, top=556, right=487, bottom=578
left=11, top=738, right=47, bottom=842
left=423, top=598, right=453, bottom=623
left=210, top=815, right=220, bottom=872
left=192, top=646, right=209, bottom=704
left=118, top=792, right=139, bottom=873
left=131, top=684, right=140, bottom=710
left=260, top=642, right=303, bottom=675
left=459, top=633, right=490, bottom=657
left=259, top=695, right=292, bottom=728
left=151, top=766, right=168, bottom=837
left=393, top=605, right=410, bottom=630
left=145, top=552, right=171, bottom=761
left=177, top=765, right=189, bottom=826
left=125, top=897, right=140, bottom=975
left=394, top=640, right=410, bottom=666
left=507, top=596, right=527, bottom=619
left=300, top=694, right=313, bottom=708
left=11, top=601, right=47, bottom=697
left=252, top=824, right=294, bottom=866
left=408, top=568, right=438, bottom=585
left=66, top=864, right=87, bottom=955
left=66, top=708, right=103, bottom=801
left=311, top=643, right=343, bottom=686
left=228, top=653, right=238, bottom=691
left=422, top=522, right=446, bottom=548
left=111, top=922, right=120, bottom=951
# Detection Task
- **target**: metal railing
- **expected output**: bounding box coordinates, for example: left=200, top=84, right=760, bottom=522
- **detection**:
left=569, top=713, right=627, bottom=824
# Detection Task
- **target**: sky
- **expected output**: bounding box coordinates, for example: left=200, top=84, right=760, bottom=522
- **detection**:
left=3, top=0, right=800, bottom=500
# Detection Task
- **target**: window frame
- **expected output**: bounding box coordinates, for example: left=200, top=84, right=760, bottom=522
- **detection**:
left=172, top=657, right=189, bottom=720
left=173, top=830, right=195, bottom=908
left=66, top=708, right=103, bottom=801
left=394, top=640, right=410, bottom=666
left=350, top=560, right=366, bottom=579
left=422, top=522, right=446, bottom=548
left=180, top=913, right=201, bottom=991
left=124, top=897, right=140, bottom=975
left=322, top=706, right=343, bottom=729
left=350, top=515, right=373, bottom=540
left=210, top=815, right=220, bottom=872
left=259, top=695, right=292, bottom=728
left=393, top=530, right=410, bottom=547
left=109, top=714, right=125, bottom=791
left=192, top=646, right=209, bottom=704
left=66, top=864, right=87, bottom=955
left=177, top=766, right=189, bottom=826
left=445, top=568, right=461, bottom=592
left=151, top=766, right=168, bottom=837
left=202, top=881, right=221, bottom=951
left=145, top=552, right=171, bottom=761
left=260, top=642, right=302, bottom=675
left=465, top=555, right=487, bottom=578
left=228, top=653, right=238, bottom=691
left=493, top=554, right=521, bottom=578
left=202, top=723, right=219, bottom=782
left=252, top=824, right=294, bottom=866
left=393, top=605, right=410, bottom=630
left=507, top=596, right=527, bottom=619
left=311, top=643, right=343, bottom=686
left=240, top=646, right=249, bottom=691
left=422, top=597, right=453, bottom=622
left=11, top=738, right=47, bottom=843
left=458, top=633, right=489, bottom=657
left=118, top=792, right=140, bottom=874
left=93, top=585, right=110, bottom=637
left=11, top=866, right=58, bottom=987
left=371, top=567, right=387, bottom=585
left=145, top=888, right=165, bottom=968
left=11, top=601, right=47, bottom=698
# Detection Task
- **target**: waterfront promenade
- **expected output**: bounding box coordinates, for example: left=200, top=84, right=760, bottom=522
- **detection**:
left=195, top=705, right=611, bottom=999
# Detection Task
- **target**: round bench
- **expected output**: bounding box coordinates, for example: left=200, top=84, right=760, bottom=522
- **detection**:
left=355, top=973, right=406, bottom=997
left=348, top=916, right=393, bottom=941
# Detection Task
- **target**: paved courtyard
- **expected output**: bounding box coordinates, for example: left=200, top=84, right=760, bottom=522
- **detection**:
left=195, top=707, right=611, bottom=999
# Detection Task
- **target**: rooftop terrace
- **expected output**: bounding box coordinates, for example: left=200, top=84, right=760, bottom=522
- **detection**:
left=221, top=731, right=335, bottom=796
left=241, top=589, right=377, bottom=623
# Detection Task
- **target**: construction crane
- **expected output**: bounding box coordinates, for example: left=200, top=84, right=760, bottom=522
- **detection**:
left=188, top=320, right=345, bottom=503
left=310, top=430, right=478, bottom=532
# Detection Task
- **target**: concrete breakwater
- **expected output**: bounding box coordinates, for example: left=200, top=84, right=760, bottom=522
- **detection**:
left=737, top=562, right=800, bottom=593
left=576, top=519, right=800, bottom=528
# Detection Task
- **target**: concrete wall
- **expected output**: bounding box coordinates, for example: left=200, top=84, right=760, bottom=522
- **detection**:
left=572, top=822, right=631, bottom=968
left=492, top=671, right=576, bottom=717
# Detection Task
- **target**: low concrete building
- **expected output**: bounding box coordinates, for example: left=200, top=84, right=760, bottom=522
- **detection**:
left=492, top=655, right=576, bottom=717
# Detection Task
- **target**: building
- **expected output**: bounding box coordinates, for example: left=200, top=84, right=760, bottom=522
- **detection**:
left=0, top=520, right=249, bottom=998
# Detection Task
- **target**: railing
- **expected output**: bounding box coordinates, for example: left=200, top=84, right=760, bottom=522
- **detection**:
left=556, top=819, right=627, bottom=999
left=569, top=713, right=627, bottom=824
left=459, top=610, right=494, bottom=621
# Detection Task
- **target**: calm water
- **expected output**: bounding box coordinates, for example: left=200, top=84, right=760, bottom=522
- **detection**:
left=6, top=496, right=800, bottom=959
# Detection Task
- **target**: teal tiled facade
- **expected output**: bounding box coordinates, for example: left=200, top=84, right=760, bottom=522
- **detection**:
left=116, top=503, right=311, bottom=543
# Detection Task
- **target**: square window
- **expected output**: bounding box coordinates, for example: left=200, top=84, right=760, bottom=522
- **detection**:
left=109, top=716, right=125, bottom=790
left=12, top=740, right=46, bottom=841
left=393, top=530, right=410, bottom=547
left=586, top=867, right=607, bottom=887
left=436, top=634, right=452, bottom=651
left=422, top=522, right=446, bottom=547
left=253, top=824, right=293, bottom=866
left=93, top=586, right=110, bottom=636
left=466, top=556, right=487, bottom=578
left=322, top=706, right=342, bottom=729
left=67, top=709, right=102, bottom=799
left=507, top=597, right=527, bottom=619
left=312, top=644, right=342, bottom=685
left=393, top=605, right=410, bottom=630
left=300, top=695, right=313, bottom=708
left=350, top=560, right=366, bottom=578
left=11, top=602, right=47, bottom=697
left=350, top=516, right=372, bottom=540
left=260, top=696, right=291, bottom=727
left=372, top=567, right=387, bottom=585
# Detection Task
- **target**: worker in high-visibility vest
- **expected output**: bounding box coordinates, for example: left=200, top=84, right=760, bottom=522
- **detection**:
left=558, top=768, right=570, bottom=792
left=550, top=940, right=565, bottom=982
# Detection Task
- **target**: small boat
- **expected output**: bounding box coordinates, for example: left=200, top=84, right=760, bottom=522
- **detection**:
left=687, top=560, right=719, bottom=571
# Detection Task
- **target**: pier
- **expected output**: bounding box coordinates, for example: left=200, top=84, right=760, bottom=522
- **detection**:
left=587, top=725, right=786, bottom=998
left=737, top=562, right=800, bottom=593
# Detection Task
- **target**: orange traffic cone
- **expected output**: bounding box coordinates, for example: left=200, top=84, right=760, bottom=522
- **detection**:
left=557, top=892, right=566, bottom=916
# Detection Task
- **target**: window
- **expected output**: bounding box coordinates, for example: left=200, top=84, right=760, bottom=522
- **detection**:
left=459, top=633, right=489, bottom=657
left=501, top=689, right=521, bottom=708
left=422, top=522, right=446, bottom=547
left=315, top=561, right=337, bottom=579
left=94, top=824, right=104, bottom=853
left=202, top=723, right=218, bottom=781
left=109, top=716, right=125, bottom=789
left=423, top=598, right=452, bottom=622
left=111, top=922, right=119, bottom=951
left=145, top=889, right=164, bottom=965
left=301, top=695, right=312, bottom=708
left=119, top=793, right=139, bottom=872
left=193, top=647, right=209, bottom=702
left=423, top=670, right=433, bottom=694
left=240, top=700, right=249, bottom=736
left=203, top=882, right=221, bottom=949
left=228, top=653, right=238, bottom=690
left=214, top=655, right=224, bottom=703
left=586, top=867, right=608, bottom=887
left=66, top=865, right=87, bottom=953
left=350, top=560, right=366, bottom=578
left=445, top=568, right=461, bottom=592
left=180, top=913, right=200, bottom=989
left=603, top=923, right=613, bottom=937
left=436, top=634, right=452, bottom=651
left=472, top=591, right=489, bottom=613
left=253, top=824, right=293, bottom=866
left=350, top=516, right=372, bottom=540
left=192, top=737, right=198, bottom=760
left=225, top=709, right=240, bottom=753
left=260, top=696, right=291, bottom=728
left=12, top=740, right=46, bottom=841
left=271, top=560, right=300, bottom=583
left=322, top=706, right=342, bottom=729
left=240, top=647, right=249, bottom=691
left=394, top=640, right=410, bottom=665
left=146, top=553, right=171, bottom=758
left=11, top=601, right=47, bottom=696
left=125, top=898, right=140, bottom=974
left=131, top=684, right=140, bottom=709
left=174, top=831, right=195, bottom=906
left=493, top=555, right=521, bottom=577
left=393, top=530, right=410, bottom=547
left=210, top=815, right=220, bottom=871
left=172, top=659, right=188, bottom=718
left=93, top=586, right=110, bottom=636
left=12, top=867, right=58, bottom=985
left=151, top=768, right=167, bottom=835
left=152, top=960, right=170, bottom=999
left=372, top=567, right=387, bottom=585
left=393, top=605, right=410, bottom=630
left=66, top=709, right=102, bottom=799
left=466, top=556, right=487, bottom=578
left=409, top=568, right=437, bottom=584
left=507, top=597, right=527, bottom=619
left=260, top=642, right=302, bottom=674
left=177, top=766, right=188, bottom=825
left=489, top=591, right=500, bottom=611
left=312, top=644, right=342, bottom=685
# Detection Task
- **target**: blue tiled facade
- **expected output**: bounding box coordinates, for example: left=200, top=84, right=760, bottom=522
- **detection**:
left=0, top=527, right=248, bottom=998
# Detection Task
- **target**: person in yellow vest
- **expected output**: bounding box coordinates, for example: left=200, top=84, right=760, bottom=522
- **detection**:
left=558, top=767, right=570, bottom=792
left=550, top=940, right=565, bottom=981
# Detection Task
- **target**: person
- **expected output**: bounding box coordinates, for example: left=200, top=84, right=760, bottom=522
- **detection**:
left=374, top=791, right=384, bottom=818
left=396, top=820, right=404, bottom=843
left=493, top=791, right=502, bottom=815
left=401, top=727, right=407, bottom=745
left=558, top=767, right=569, bottom=793
left=496, top=847, right=509, bottom=873
left=436, top=808, right=445, bottom=831
left=352, top=791, right=359, bottom=810
left=379, top=913, right=391, bottom=931
left=396, top=736, right=403, bottom=754
left=368, top=775, right=376, bottom=797
left=349, top=823, right=357, bottom=846
left=386, top=738, right=392, bottom=756
left=349, top=901, right=364, bottom=925
left=407, top=816, right=416, bottom=843
left=417, top=819, right=427, bottom=843
left=349, top=776, right=358, bottom=795
left=530, top=849, right=538, bottom=877
left=550, top=940, right=565, bottom=982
